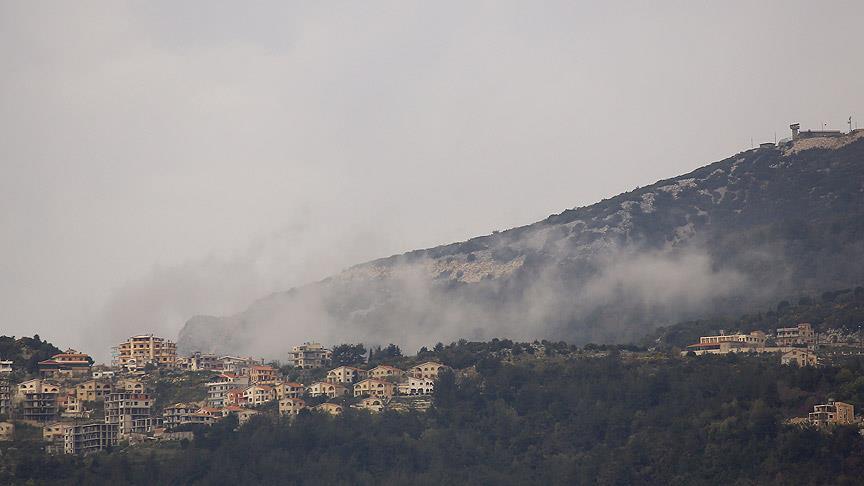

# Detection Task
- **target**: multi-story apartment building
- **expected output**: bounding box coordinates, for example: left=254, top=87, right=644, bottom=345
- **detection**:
left=326, top=366, right=367, bottom=384
left=75, top=380, right=112, bottom=402
left=353, top=379, right=397, bottom=399
left=809, top=400, right=854, bottom=427
left=410, top=362, right=450, bottom=380
left=242, top=385, right=275, bottom=407
left=162, top=403, right=215, bottom=428
left=217, top=356, right=260, bottom=375
left=776, top=323, right=816, bottom=347
left=0, top=377, right=11, bottom=417
left=105, top=383, right=155, bottom=437
left=177, top=352, right=220, bottom=371
left=306, top=381, right=348, bottom=398
left=37, top=349, right=93, bottom=378
left=113, top=334, right=177, bottom=370
left=206, top=373, right=250, bottom=408
left=18, top=379, right=60, bottom=423
left=43, top=422, right=71, bottom=454
left=291, top=343, right=331, bottom=369
left=64, top=422, right=118, bottom=455
left=398, top=377, right=436, bottom=396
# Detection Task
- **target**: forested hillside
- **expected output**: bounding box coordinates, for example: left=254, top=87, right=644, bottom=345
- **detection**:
left=5, top=347, right=864, bottom=485
left=0, top=335, right=62, bottom=375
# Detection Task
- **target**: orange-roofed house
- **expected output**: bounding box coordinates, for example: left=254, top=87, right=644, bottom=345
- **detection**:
left=38, top=350, right=93, bottom=378
left=249, top=365, right=278, bottom=384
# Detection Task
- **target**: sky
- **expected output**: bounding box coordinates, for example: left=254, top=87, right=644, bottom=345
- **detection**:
left=1, top=0, right=862, bottom=361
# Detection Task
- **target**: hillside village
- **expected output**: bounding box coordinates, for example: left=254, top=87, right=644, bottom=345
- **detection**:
left=0, top=335, right=455, bottom=455
left=3, top=316, right=864, bottom=456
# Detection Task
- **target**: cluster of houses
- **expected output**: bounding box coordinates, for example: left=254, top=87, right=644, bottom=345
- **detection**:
left=683, top=323, right=820, bottom=366
left=0, top=336, right=449, bottom=455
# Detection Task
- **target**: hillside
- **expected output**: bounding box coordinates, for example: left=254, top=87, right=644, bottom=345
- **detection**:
left=10, top=348, right=864, bottom=485
left=179, top=131, right=864, bottom=357
left=0, top=335, right=63, bottom=375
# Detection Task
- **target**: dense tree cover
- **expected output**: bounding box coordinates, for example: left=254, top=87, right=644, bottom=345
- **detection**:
left=331, top=343, right=367, bottom=367
left=0, top=335, right=63, bottom=375
left=649, top=285, right=864, bottom=349
left=6, top=348, right=864, bottom=485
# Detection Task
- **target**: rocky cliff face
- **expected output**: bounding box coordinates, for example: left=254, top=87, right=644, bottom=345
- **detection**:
left=178, top=132, right=864, bottom=357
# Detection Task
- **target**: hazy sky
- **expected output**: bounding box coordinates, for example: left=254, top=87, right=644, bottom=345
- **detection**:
left=1, top=1, right=862, bottom=359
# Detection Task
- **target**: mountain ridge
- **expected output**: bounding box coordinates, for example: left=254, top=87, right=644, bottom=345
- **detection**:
left=179, top=130, right=864, bottom=357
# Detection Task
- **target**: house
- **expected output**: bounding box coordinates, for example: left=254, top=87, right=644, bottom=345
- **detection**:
left=249, top=365, right=278, bottom=384
left=91, top=370, right=115, bottom=379
left=0, top=360, right=12, bottom=374
left=0, top=422, right=14, bottom=441
left=411, top=362, right=449, bottom=380
left=273, top=381, right=305, bottom=400
left=314, top=403, right=343, bottom=416
left=398, top=376, right=435, bottom=396
left=75, top=380, right=112, bottom=402
left=18, top=379, right=60, bottom=423
left=291, top=343, right=332, bottom=369
left=326, top=366, right=367, bottom=384
left=113, top=334, right=178, bottom=370
left=808, top=400, right=854, bottom=427
left=115, top=379, right=146, bottom=393
left=225, top=388, right=248, bottom=407
left=64, top=422, right=117, bottom=455
left=353, top=379, right=397, bottom=399
left=782, top=349, right=818, bottom=367
left=236, top=409, right=260, bottom=425
left=37, top=349, right=93, bottom=377
left=369, top=365, right=404, bottom=381
left=685, top=331, right=770, bottom=355
left=776, top=323, right=816, bottom=347
left=354, top=397, right=386, bottom=413
left=279, top=397, right=306, bottom=416
left=306, top=381, right=348, bottom=398
left=242, top=385, right=275, bottom=406
left=188, top=407, right=221, bottom=426
left=206, top=373, right=250, bottom=407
